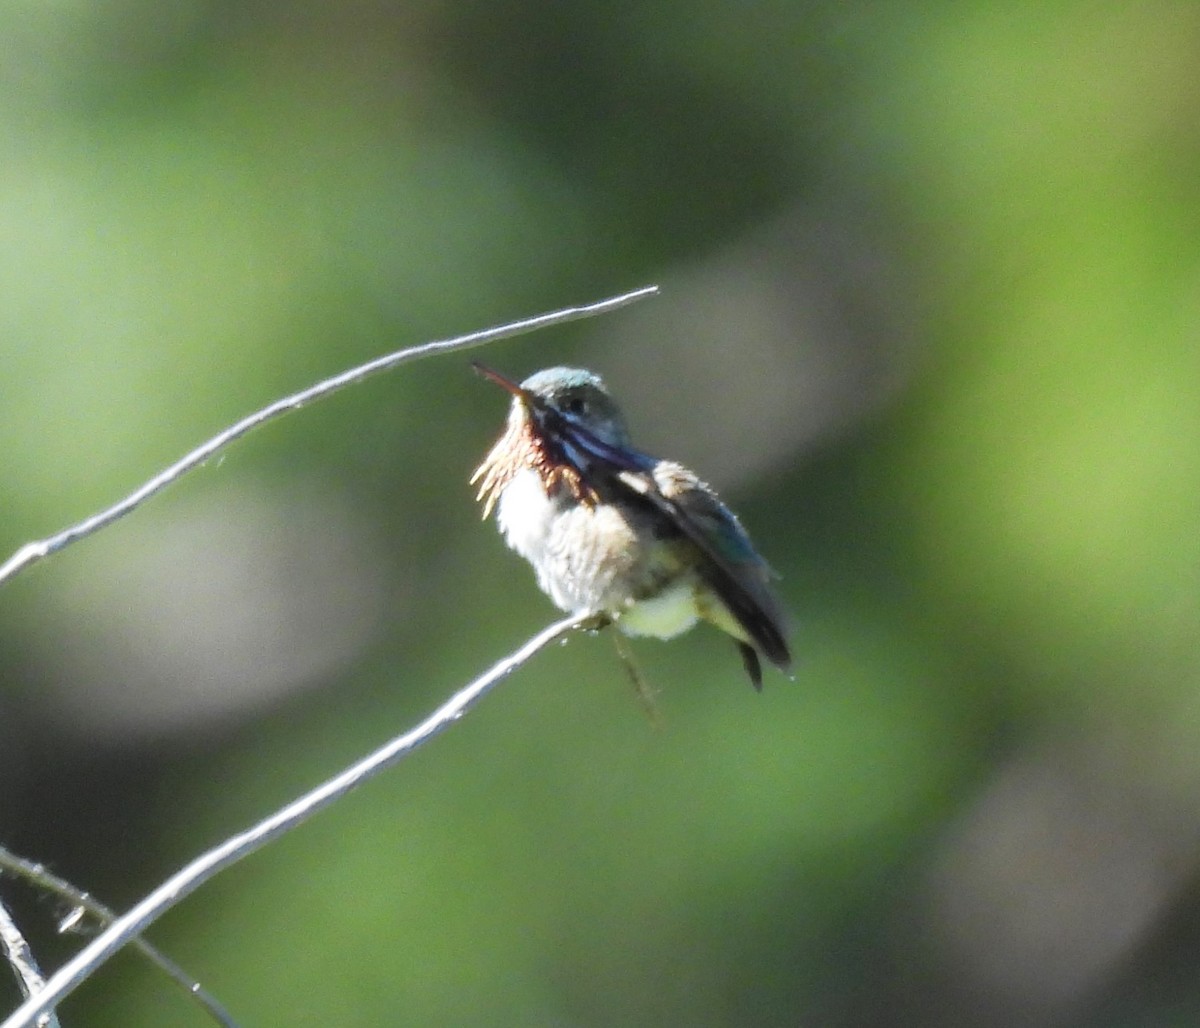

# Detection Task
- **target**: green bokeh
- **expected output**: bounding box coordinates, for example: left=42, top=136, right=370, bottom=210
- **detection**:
left=2, top=3, right=1199, bottom=1025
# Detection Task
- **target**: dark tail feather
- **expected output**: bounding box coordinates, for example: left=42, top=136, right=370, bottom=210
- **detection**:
left=706, top=568, right=791, bottom=674
left=737, top=642, right=763, bottom=691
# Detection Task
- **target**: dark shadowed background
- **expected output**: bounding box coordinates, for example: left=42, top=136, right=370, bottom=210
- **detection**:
left=2, top=3, right=1199, bottom=1025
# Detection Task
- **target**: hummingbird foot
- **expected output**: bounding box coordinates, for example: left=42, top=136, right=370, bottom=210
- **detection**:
left=577, top=611, right=613, bottom=634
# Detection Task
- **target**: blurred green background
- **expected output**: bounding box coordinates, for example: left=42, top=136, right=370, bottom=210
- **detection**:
left=2, top=2, right=1199, bottom=1025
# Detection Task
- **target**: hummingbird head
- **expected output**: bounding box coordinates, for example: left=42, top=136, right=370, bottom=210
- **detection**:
left=476, top=365, right=632, bottom=449
left=471, top=364, right=644, bottom=519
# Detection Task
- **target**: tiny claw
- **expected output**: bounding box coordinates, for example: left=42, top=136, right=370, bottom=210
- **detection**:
left=578, top=611, right=613, bottom=634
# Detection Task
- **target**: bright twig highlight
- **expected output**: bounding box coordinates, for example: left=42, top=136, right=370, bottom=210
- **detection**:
left=1, top=611, right=596, bottom=1028
left=0, top=286, right=658, bottom=587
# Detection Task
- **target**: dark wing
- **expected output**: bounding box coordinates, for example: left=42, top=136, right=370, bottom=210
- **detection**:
left=543, top=409, right=791, bottom=674
left=618, top=463, right=791, bottom=675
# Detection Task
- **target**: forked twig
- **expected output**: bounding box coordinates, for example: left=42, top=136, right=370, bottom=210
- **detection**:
left=0, top=898, right=60, bottom=1028
left=2, top=611, right=598, bottom=1028
left=0, top=848, right=236, bottom=1027
left=0, top=286, right=658, bottom=588
left=0, top=287, right=655, bottom=1024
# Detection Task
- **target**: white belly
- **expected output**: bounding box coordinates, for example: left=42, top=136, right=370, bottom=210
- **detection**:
left=617, top=577, right=700, bottom=639
left=495, top=469, right=700, bottom=638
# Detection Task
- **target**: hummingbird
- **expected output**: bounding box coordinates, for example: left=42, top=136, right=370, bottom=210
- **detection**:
left=470, top=364, right=791, bottom=688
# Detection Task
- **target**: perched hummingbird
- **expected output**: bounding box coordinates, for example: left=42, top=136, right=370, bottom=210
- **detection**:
left=471, top=364, right=791, bottom=688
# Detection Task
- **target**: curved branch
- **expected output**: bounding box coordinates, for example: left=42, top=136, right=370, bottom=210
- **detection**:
left=0, top=848, right=237, bottom=1027
left=0, top=286, right=658, bottom=587
left=2, top=611, right=597, bottom=1028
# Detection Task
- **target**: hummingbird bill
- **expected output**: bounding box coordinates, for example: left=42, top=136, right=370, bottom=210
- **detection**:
left=471, top=364, right=791, bottom=688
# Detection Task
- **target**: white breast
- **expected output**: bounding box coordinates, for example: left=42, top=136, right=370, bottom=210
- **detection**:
left=495, top=468, right=559, bottom=566
left=494, top=468, right=705, bottom=639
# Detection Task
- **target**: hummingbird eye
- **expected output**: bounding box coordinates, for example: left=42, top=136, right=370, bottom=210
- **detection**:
left=562, top=395, right=588, bottom=416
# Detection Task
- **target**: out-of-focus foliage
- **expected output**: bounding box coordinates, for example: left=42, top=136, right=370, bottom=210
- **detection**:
left=1, top=2, right=1198, bottom=1025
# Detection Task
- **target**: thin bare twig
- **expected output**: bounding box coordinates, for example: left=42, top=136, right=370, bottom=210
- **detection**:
left=0, top=848, right=237, bottom=1028
left=0, top=897, right=60, bottom=1028
left=2, top=611, right=598, bottom=1028
left=0, top=286, right=658, bottom=588
left=611, top=631, right=663, bottom=729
